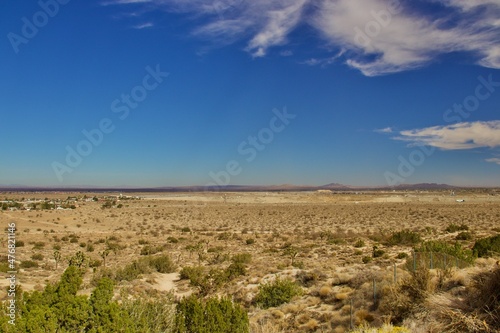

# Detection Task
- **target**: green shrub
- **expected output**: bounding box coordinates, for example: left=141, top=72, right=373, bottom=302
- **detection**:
left=122, top=292, right=176, bottom=332
left=473, top=234, right=500, bottom=258
left=181, top=227, right=191, bottom=233
left=397, top=252, right=409, bottom=259
left=354, top=239, right=365, bottom=248
left=147, top=255, right=176, bottom=273
left=180, top=266, right=205, bottom=285
left=15, top=240, right=24, bottom=247
left=31, top=253, right=44, bottom=261
left=246, top=238, right=255, bottom=245
left=254, top=278, right=302, bottom=309
left=140, top=245, right=161, bottom=256
left=33, top=241, right=45, bottom=249
left=20, top=260, right=38, bottom=268
left=373, top=246, right=385, bottom=258
left=455, top=231, right=472, bottom=241
left=226, top=262, right=246, bottom=279
left=387, top=229, right=421, bottom=246
left=445, top=223, right=469, bottom=233
left=167, top=236, right=179, bottom=243
left=231, top=253, right=252, bottom=264
left=416, top=240, right=475, bottom=264
left=114, top=260, right=151, bottom=281
left=175, top=295, right=248, bottom=333
left=362, top=256, right=372, bottom=264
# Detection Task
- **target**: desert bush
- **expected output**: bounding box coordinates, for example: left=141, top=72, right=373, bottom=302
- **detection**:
left=397, top=252, right=408, bottom=259
left=416, top=240, right=475, bottom=264
left=15, top=240, right=24, bottom=247
left=362, top=256, right=373, bottom=264
left=122, top=291, right=176, bottom=333
left=31, top=253, right=44, bottom=261
left=387, top=229, right=421, bottom=246
left=246, top=238, right=255, bottom=245
left=226, top=262, right=246, bottom=279
left=231, top=253, right=252, bottom=264
left=0, top=266, right=140, bottom=332
left=180, top=266, right=205, bottom=284
left=20, top=260, right=38, bottom=268
left=468, top=266, right=500, bottom=329
left=445, top=223, right=469, bottom=233
left=455, top=231, right=472, bottom=241
left=472, top=234, right=500, bottom=257
left=372, top=246, right=385, bottom=258
left=114, top=259, right=151, bottom=281
left=181, top=227, right=191, bottom=233
left=254, top=278, right=303, bottom=309
left=296, top=270, right=319, bottom=287
left=106, top=242, right=125, bottom=252
left=140, top=245, right=162, bottom=256
left=147, top=254, right=177, bottom=273
left=379, top=268, right=433, bottom=323
left=354, top=239, right=366, bottom=248
left=175, top=295, right=248, bottom=333
left=167, top=236, right=179, bottom=243
left=33, top=241, right=45, bottom=249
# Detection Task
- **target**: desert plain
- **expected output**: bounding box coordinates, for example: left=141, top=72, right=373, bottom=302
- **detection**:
left=1, top=189, right=499, bottom=332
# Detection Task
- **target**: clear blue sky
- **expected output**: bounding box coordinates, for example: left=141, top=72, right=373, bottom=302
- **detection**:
left=1, top=0, right=499, bottom=187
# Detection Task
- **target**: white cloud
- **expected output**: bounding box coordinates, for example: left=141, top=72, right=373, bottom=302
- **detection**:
left=486, top=157, right=500, bottom=165
left=103, top=0, right=500, bottom=75
left=394, top=121, right=500, bottom=150
left=133, top=22, right=154, bottom=29
left=375, top=127, right=393, bottom=133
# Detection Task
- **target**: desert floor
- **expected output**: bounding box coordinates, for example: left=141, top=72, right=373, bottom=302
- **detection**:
left=1, top=189, right=499, bottom=332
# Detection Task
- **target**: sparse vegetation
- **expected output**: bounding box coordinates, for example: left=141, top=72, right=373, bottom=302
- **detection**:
left=2, top=190, right=500, bottom=332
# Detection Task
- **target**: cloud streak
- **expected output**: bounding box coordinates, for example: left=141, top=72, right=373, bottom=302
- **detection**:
left=394, top=121, right=500, bottom=150
left=103, top=0, right=500, bottom=75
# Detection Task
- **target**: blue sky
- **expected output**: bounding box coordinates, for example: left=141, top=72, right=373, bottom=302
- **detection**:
left=1, top=0, right=499, bottom=187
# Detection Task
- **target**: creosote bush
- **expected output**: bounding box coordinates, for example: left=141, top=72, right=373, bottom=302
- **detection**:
left=175, top=295, right=248, bottom=333
left=254, top=278, right=303, bottom=309
left=473, top=234, right=500, bottom=257
left=387, top=229, right=421, bottom=246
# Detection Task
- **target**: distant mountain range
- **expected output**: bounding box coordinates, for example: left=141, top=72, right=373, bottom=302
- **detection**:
left=0, top=182, right=482, bottom=192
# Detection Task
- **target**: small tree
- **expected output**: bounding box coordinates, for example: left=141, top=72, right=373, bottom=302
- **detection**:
left=283, top=246, right=299, bottom=266
left=53, top=250, right=61, bottom=270
left=100, top=249, right=110, bottom=268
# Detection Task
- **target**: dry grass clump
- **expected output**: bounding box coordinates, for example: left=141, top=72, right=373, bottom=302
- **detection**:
left=355, top=309, right=375, bottom=325
left=378, top=269, right=434, bottom=323
left=298, top=318, right=319, bottom=331
left=348, top=323, right=410, bottom=332
left=319, top=285, right=332, bottom=298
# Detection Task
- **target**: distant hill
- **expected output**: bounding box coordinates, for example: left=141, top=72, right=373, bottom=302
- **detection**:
left=392, top=183, right=458, bottom=190
left=0, top=182, right=467, bottom=192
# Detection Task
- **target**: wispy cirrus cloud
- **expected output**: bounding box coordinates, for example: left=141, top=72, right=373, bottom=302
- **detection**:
left=133, top=22, right=154, bottom=29
left=102, top=0, right=500, bottom=76
left=394, top=121, right=500, bottom=150
left=375, top=127, right=393, bottom=134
